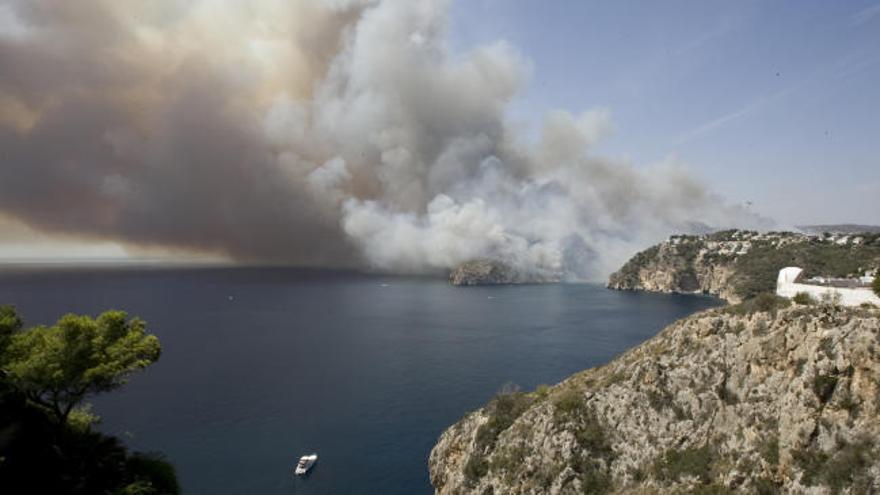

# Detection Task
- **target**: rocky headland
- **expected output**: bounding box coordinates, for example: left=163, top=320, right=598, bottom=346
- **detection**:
left=430, top=302, right=880, bottom=494
left=449, top=259, right=522, bottom=286
left=608, top=230, right=880, bottom=303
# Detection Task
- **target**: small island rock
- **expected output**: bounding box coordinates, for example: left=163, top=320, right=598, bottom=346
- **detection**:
left=449, top=259, right=521, bottom=286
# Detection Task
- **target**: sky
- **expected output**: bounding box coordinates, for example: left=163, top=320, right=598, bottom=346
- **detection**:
left=451, top=0, right=880, bottom=225
left=0, top=0, right=877, bottom=267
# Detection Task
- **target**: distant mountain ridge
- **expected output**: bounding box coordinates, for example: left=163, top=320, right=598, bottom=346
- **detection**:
left=797, top=224, right=880, bottom=235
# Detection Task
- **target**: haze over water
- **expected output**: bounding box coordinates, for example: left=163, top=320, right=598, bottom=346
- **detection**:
left=0, top=266, right=719, bottom=494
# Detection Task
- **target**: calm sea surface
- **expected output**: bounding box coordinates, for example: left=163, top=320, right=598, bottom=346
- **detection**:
left=0, top=266, right=719, bottom=494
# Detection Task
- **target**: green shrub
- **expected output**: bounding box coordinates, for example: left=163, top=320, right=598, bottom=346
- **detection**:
left=578, top=466, right=612, bottom=494
left=464, top=455, right=489, bottom=486
left=489, top=444, right=526, bottom=475
left=553, top=388, right=584, bottom=419
left=792, top=292, right=815, bottom=305
left=759, top=435, right=779, bottom=466
left=646, top=389, right=666, bottom=412
left=478, top=389, right=532, bottom=449
left=838, top=391, right=859, bottom=417
left=553, top=389, right=612, bottom=455
left=552, top=388, right=614, bottom=494
left=793, top=447, right=827, bottom=486
left=874, top=275, right=880, bottom=298
left=652, top=445, right=715, bottom=483
left=645, top=389, right=688, bottom=419
left=534, top=384, right=550, bottom=400
left=467, top=386, right=534, bottom=486
left=819, top=439, right=872, bottom=490
left=752, top=477, right=781, bottom=495
left=574, top=412, right=612, bottom=458
left=723, top=293, right=790, bottom=315
left=125, top=452, right=181, bottom=495
left=603, top=371, right=627, bottom=387
left=794, top=439, right=873, bottom=489
left=755, top=293, right=790, bottom=312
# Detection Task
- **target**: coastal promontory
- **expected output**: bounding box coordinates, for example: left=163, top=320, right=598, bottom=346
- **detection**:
left=429, top=302, right=880, bottom=493
left=608, top=230, right=880, bottom=303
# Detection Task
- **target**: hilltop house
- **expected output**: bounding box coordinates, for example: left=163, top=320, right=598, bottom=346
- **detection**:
left=776, top=267, right=879, bottom=307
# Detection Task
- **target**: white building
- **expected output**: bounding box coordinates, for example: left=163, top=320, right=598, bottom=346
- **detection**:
left=776, top=267, right=880, bottom=307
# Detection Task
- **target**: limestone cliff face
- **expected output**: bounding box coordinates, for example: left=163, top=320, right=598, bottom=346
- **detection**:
left=429, top=304, right=880, bottom=494
left=607, top=236, right=742, bottom=302
left=608, top=235, right=751, bottom=303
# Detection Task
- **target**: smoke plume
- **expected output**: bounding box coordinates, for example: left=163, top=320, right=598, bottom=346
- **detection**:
left=0, top=0, right=768, bottom=278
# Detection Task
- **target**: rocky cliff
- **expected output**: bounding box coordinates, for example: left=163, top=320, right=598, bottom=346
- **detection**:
left=607, top=230, right=880, bottom=303
left=449, top=259, right=558, bottom=286
left=429, top=302, right=880, bottom=494
left=450, top=259, right=521, bottom=286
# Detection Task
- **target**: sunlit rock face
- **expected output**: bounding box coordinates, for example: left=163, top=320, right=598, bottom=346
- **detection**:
left=430, top=304, right=880, bottom=494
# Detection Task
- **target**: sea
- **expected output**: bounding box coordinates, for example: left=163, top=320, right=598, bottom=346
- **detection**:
left=0, top=265, right=720, bottom=494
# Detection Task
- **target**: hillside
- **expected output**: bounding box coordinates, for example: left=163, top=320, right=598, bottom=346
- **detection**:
left=429, top=302, right=880, bottom=494
left=607, top=230, right=880, bottom=303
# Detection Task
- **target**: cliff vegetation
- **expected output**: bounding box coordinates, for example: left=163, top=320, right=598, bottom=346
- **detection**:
left=608, top=230, right=880, bottom=302
left=430, top=302, right=880, bottom=494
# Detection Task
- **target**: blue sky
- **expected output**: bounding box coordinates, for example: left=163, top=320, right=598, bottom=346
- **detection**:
left=451, top=0, right=880, bottom=226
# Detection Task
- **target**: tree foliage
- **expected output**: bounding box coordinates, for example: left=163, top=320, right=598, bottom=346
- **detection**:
left=0, top=306, right=176, bottom=494
left=874, top=275, right=880, bottom=298
left=0, top=304, right=22, bottom=355
left=1, top=309, right=161, bottom=425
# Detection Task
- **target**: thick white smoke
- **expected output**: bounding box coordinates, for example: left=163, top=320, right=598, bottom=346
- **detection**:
left=0, top=0, right=769, bottom=278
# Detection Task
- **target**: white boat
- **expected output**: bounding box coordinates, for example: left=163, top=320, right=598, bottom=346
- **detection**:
left=294, top=453, right=318, bottom=475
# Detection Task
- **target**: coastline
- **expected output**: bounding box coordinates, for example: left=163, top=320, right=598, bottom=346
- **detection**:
left=429, top=232, right=880, bottom=494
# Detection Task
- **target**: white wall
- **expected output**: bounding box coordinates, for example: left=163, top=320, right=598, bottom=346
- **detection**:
left=777, top=267, right=880, bottom=307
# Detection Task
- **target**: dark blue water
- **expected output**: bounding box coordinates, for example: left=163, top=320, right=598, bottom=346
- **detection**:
left=0, top=266, right=719, bottom=494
